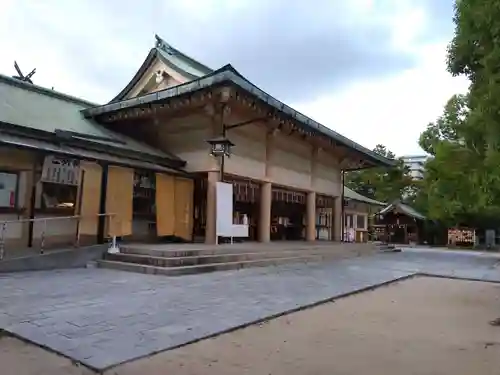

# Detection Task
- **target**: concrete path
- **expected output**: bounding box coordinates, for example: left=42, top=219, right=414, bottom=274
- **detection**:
left=0, top=248, right=499, bottom=371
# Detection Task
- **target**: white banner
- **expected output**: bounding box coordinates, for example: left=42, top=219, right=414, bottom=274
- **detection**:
left=41, top=155, right=81, bottom=186
left=216, top=181, right=234, bottom=237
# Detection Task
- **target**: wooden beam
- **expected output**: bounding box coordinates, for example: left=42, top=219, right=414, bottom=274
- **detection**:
left=98, top=91, right=216, bottom=123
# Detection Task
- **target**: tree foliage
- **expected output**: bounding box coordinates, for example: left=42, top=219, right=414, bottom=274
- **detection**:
left=419, top=94, right=467, bottom=156
left=417, top=0, right=500, bottom=227
left=345, top=144, right=412, bottom=204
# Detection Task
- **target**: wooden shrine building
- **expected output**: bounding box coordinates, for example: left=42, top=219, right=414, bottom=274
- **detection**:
left=374, top=201, right=426, bottom=244
left=0, top=35, right=394, bottom=253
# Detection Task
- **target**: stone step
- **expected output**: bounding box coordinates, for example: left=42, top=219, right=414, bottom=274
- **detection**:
left=105, top=249, right=345, bottom=267
left=97, top=254, right=326, bottom=276
left=119, top=244, right=372, bottom=258
left=118, top=245, right=284, bottom=258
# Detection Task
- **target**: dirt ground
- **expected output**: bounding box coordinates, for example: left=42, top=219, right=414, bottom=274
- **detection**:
left=2, top=277, right=500, bottom=375
left=0, top=334, right=94, bottom=375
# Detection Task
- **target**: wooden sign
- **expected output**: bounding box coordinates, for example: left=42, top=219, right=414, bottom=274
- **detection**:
left=41, top=155, right=81, bottom=186
left=447, top=227, right=475, bottom=246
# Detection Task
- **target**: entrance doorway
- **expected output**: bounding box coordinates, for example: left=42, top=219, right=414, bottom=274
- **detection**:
left=392, top=225, right=407, bottom=244
left=192, top=174, right=207, bottom=242
left=191, top=174, right=260, bottom=242
left=131, top=170, right=156, bottom=242
left=316, top=195, right=335, bottom=240
left=271, top=187, right=306, bottom=241
left=227, top=176, right=260, bottom=241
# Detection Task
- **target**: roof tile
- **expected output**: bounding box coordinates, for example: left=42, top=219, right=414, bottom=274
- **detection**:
left=344, top=186, right=386, bottom=206
left=0, top=74, right=182, bottom=163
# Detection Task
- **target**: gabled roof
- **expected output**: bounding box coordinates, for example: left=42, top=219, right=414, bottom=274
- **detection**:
left=84, top=64, right=396, bottom=169
left=155, top=35, right=213, bottom=78
left=344, top=186, right=386, bottom=206
left=379, top=201, right=426, bottom=221
left=110, top=35, right=213, bottom=103
left=0, top=73, right=185, bottom=169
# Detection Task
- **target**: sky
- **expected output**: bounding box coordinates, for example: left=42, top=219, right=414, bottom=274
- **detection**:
left=0, top=0, right=470, bottom=156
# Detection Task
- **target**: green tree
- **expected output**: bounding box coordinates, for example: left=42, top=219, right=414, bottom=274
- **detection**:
left=417, top=0, right=500, bottom=227
left=345, top=144, right=412, bottom=204
left=419, top=94, right=467, bottom=156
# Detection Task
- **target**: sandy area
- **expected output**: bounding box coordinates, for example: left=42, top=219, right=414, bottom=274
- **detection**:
left=111, top=277, right=500, bottom=375
left=2, top=277, right=500, bottom=375
left=0, top=334, right=93, bottom=375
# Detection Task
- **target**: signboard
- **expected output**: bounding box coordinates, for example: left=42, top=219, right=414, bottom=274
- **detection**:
left=447, top=227, right=475, bottom=247
left=41, top=156, right=81, bottom=185
left=216, top=181, right=234, bottom=237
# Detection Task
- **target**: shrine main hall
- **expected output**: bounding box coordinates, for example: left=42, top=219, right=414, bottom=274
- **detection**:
left=0, top=35, right=392, bottom=249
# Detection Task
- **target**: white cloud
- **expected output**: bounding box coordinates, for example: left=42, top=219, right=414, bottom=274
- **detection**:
left=0, top=0, right=468, bottom=156
left=294, top=3, right=470, bottom=156
left=294, top=42, right=469, bottom=156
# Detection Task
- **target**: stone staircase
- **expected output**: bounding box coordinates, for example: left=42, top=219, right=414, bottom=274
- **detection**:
left=96, top=242, right=378, bottom=276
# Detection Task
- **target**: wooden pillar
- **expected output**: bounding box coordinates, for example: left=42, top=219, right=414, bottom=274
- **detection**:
left=265, top=129, right=276, bottom=177
left=205, top=171, right=218, bottom=244
left=259, top=182, right=272, bottom=242
left=259, top=127, right=276, bottom=243
left=333, top=195, right=342, bottom=241
left=97, top=163, right=109, bottom=244
left=22, top=166, right=36, bottom=247
left=310, top=147, right=319, bottom=190
left=306, top=191, right=316, bottom=241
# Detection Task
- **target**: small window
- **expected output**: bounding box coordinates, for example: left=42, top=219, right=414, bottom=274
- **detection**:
left=356, top=214, right=366, bottom=230
left=0, top=172, right=18, bottom=208
left=38, top=182, right=77, bottom=210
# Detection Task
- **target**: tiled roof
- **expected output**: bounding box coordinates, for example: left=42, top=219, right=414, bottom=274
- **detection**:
left=155, top=35, right=213, bottom=78
left=379, top=201, right=426, bottom=220
left=344, top=186, right=386, bottom=206
left=90, top=36, right=395, bottom=168
left=0, top=131, right=186, bottom=175
left=85, top=64, right=396, bottom=169
left=0, top=74, right=184, bottom=165
left=110, top=35, right=213, bottom=102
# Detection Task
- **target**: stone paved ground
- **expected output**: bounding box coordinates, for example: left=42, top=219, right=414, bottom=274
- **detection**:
left=0, top=248, right=499, bottom=371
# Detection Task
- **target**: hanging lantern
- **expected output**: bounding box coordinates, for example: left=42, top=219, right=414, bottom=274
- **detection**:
left=206, top=136, right=235, bottom=157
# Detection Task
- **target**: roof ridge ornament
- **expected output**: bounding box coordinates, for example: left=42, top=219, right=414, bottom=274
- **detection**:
left=154, top=34, right=175, bottom=55
left=13, top=61, right=36, bottom=84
